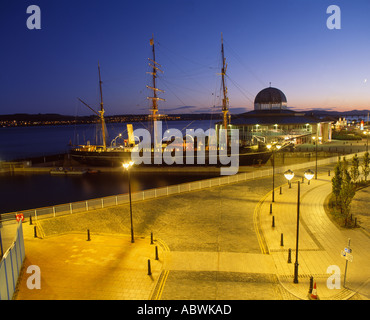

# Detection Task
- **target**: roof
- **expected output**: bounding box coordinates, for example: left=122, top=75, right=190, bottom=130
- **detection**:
left=254, top=87, right=287, bottom=105
left=230, top=109, right=323, bottom=125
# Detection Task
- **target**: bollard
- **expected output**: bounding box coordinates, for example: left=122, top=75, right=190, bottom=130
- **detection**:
left=29, top=215, right=33, bottom=225
left=151, top=232, right=154, bottom=245
left=308, top=276, right=314, bottom=294
left=328, top=170, right=330, bottom=176
left=280, top=186, right=282, bottom=195
left=302, top=177, right=304, bottom=183
left=272, top=216, right=275, bottom=228
left=280, top=233, right=284, bottom=246
left=87, top=229, right=91, bottom=241
left=287, top=248, right=292, bottom=263
left=270, top=203, right=272, bottom=214
left=155, top=246, right=159, bottom=260
left=147, top=259, right=152, bottom=276
left=34, top=226, right=37, bottom=238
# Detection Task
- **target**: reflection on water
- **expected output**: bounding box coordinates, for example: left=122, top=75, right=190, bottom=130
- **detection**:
left=0, top=171, right=220, bottom=213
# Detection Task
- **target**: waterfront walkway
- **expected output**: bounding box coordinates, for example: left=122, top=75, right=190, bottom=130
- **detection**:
left=12, top=163, right=370, bottom=300
left=259, top=174, right=370, bottom=299
left=14, top=227, right=164, bottom=300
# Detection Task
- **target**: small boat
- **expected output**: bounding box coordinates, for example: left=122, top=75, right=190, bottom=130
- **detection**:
left=50, top=167, right=88, bottom=176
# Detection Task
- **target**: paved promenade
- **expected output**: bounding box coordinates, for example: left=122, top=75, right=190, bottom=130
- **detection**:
left=14, top=227, right=164, bottom=300
left=11, top=161, right=370, bottom=300
left=259, top=174, right=370, bottom=299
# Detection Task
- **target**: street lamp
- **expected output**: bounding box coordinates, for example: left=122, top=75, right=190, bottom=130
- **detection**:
left=123, top=161, right=135, bottom=243
left=284, top=169, right=294, bottom=188
left=284, top=169, right=301, bottom=283
left=293, top=180, right=301, bottom=283
left=267, top=144, right=281, bottom=202
left=304, top=169, right=314, bottom=185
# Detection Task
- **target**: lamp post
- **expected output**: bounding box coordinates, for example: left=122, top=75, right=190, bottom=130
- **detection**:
left=293, top=180, right=301, bottom=283
left=267, top=144, right=281, bottom=202
left=304, top=169, right=314, bottom=185
left=123, top=161, right=135, bottom=243
left=284, top=169, right=300, bottom=283
left=364, top=131, right=369, bottom=152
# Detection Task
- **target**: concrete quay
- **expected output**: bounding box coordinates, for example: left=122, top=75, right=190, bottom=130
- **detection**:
left=10, top=159, right=370, bottom=300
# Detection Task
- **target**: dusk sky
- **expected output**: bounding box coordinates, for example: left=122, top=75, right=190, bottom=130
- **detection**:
left=1, top=0, right=370, bottom=116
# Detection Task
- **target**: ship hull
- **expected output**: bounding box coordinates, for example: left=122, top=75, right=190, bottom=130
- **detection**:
left=70, top=149, right=272, bottom=168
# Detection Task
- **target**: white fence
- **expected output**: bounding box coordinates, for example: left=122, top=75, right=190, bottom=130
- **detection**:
left=0, top=221, right=25, bottom=300
left=0, top=152, right=365, bottom=224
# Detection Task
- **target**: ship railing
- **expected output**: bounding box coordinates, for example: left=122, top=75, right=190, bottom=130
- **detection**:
left=0, top=151, right=366, bottom=224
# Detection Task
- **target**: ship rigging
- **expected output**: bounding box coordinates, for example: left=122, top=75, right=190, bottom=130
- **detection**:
left=69, top=35, right=273, bottom=168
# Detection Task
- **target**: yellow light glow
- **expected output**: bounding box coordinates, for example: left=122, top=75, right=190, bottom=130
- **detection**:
left=123, top=161, right=135, bottom=170
left=284, top=169, right=294, bottom=181
left=304, top=169, right=314, bottom=181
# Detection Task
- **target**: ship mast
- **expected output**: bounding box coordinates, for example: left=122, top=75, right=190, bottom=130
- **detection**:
left=220, top=33, right=229, bottom=144
left=77, top=63, right=107, bottom=150
left=147, top=35, right=165, bottom=144
left=98, top=62, right=107, bottom=150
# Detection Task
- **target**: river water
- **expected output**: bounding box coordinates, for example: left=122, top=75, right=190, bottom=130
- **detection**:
left=0, top=120, right=220, bottom=213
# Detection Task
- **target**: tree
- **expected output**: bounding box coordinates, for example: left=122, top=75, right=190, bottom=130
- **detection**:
left=342, top=156, right=348, bottom=171
left=362, top=151, right=370, bottom=182
left=350, top=154, right=360, bottom=183
left=332, top=161, right=342, bottom=203
left=339, top=169, right=356, bottom=226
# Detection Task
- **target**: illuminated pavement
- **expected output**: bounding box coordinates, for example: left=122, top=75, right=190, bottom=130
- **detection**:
left=259, top=173, right=370, bottom=300
left=14, top=228, right=163, bottom=300
left=12, top=160, right=370, bottom=300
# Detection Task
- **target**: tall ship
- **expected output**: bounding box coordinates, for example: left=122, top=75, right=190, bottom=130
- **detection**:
left=69, top=35, right=273, bottom=168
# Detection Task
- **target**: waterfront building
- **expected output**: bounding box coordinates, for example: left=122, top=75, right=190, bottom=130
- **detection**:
left=218, top=86, right=332, bottom=147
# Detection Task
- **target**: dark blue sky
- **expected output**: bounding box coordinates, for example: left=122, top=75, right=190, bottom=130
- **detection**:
left=1, top=0, right=369, bottom=116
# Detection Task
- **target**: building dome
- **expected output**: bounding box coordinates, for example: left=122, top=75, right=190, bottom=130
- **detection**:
left=254, top=87, right=287, bottom=111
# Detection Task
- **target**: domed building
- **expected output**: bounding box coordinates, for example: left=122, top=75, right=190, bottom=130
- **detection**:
left=254, top=87, right=287, bottom=111
left=218, top=86, right=332, bottom=147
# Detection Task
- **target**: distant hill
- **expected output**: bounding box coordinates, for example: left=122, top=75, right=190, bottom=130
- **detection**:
left=0, top=113, right=94, bottom=121
left=0, top=109, right=368, bottom=123
left=301, top=109, right=370, bottom=118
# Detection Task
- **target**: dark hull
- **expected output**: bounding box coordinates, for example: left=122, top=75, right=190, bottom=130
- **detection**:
left=70, top=149, right=272, bottom=167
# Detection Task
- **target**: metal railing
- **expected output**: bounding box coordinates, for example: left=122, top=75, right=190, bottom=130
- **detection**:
left=0, top=152, right=365, bottom=224
left=0, top=221, right=25, bottom=300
